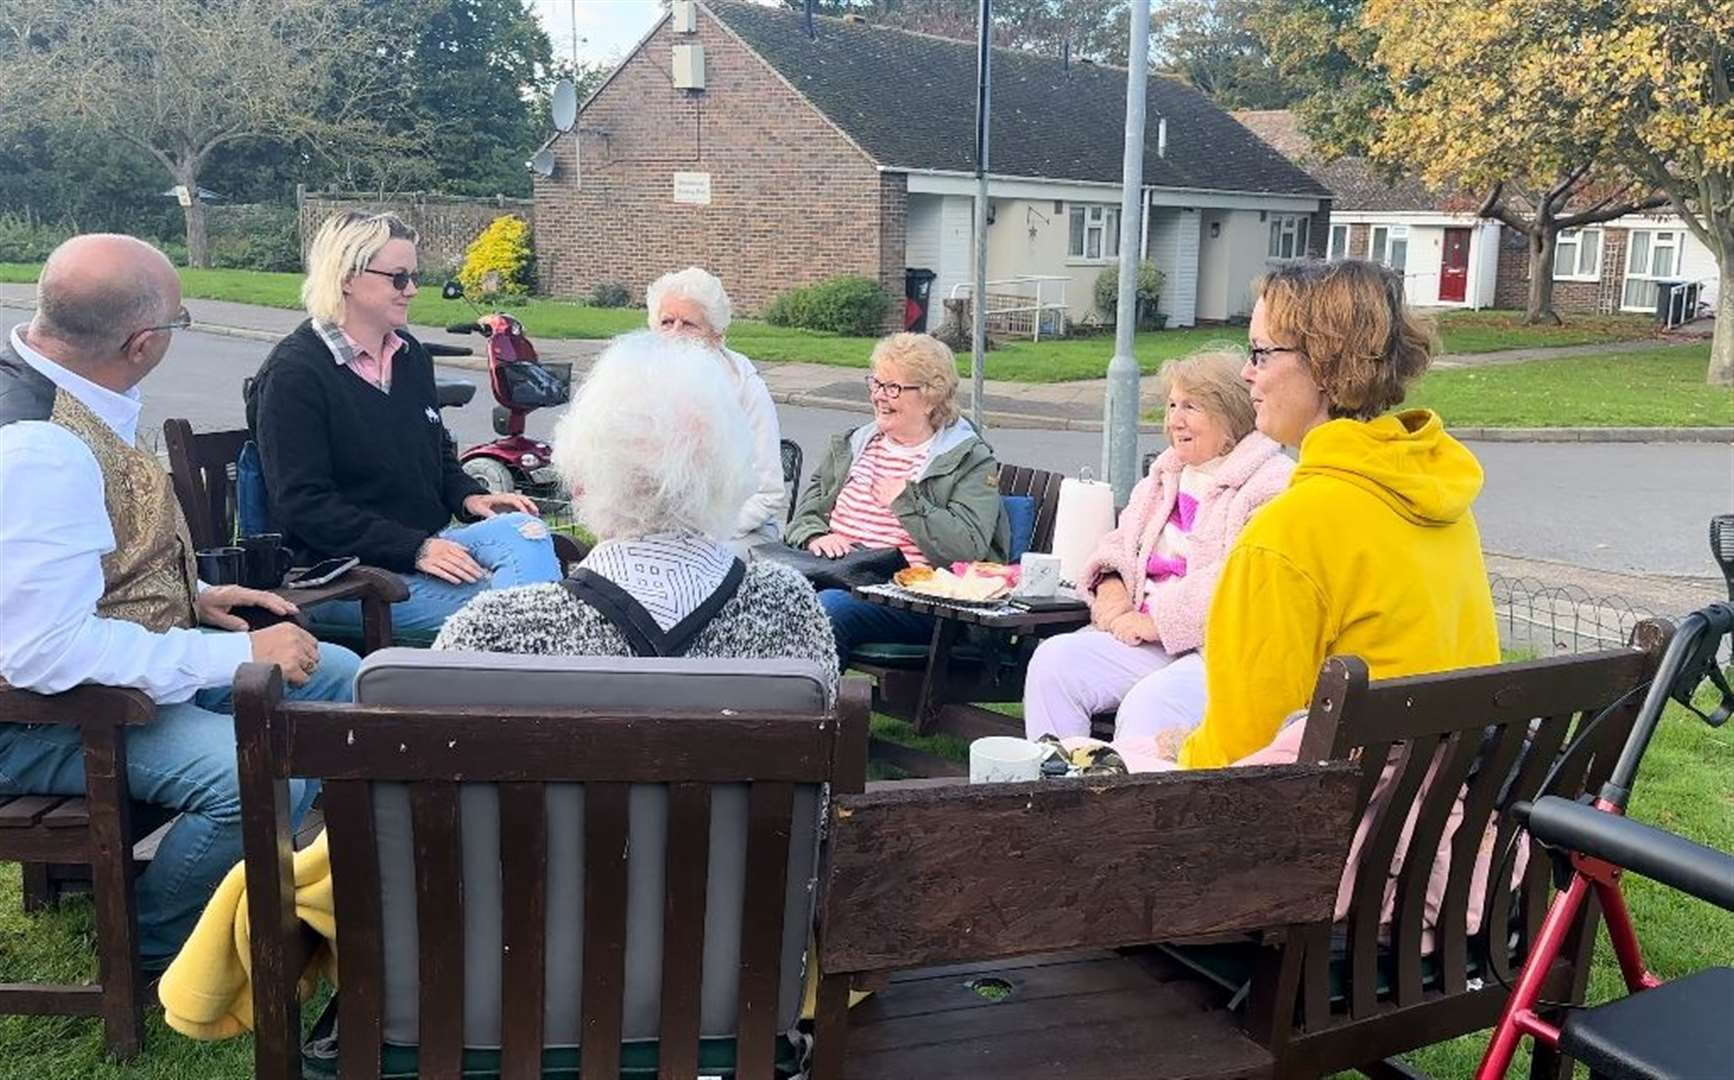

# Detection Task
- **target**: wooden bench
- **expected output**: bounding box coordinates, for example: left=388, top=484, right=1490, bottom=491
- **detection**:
left=0, top=683, right=155, bottom=1059
left=815, top=622, right=1669, bottom=1078
left=809, top=763, right=1363, bottom=1079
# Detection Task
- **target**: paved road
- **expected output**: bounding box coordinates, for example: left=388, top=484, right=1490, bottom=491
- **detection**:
left=7, top=309, right=1730, bottom=578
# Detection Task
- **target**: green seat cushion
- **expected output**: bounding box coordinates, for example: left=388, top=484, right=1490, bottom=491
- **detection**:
left=850, top=642, right=983, bottom=667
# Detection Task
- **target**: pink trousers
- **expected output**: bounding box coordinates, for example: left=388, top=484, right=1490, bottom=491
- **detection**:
left=1022, top=628, right=1207, bottom=751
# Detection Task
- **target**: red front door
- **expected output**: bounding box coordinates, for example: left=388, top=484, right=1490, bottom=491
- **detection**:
left=1440, top=228, right=1471, bottom=302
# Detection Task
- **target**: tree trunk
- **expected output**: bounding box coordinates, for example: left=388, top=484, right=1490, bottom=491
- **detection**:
left=181, top=195, right=209, bottom=268
left=1523, top=226, right=1562, bottom=326
left=1709, top=281, right=1733, bottom=387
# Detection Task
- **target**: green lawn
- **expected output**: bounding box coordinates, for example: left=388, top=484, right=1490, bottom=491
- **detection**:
left=1408, top=345, right=1733, bottom=427
left=1, top=677, right=1728, bottom=1076
left=0, top=265, right=1678, bottom=384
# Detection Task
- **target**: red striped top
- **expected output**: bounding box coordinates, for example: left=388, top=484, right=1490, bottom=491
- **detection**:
left=827, top=432, right=933, bottom=566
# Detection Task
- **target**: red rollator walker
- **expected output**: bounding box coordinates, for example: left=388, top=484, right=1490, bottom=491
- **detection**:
left=1477, top=515, right=1734, bottom=1080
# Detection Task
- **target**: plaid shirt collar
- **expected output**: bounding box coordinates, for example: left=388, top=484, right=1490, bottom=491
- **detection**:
left=311, top=319, right=401, bottom=367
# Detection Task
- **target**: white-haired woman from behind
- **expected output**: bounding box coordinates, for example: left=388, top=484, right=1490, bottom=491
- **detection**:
left=645, top=267, right=787, bottom=549
left=433, top=332, right=837, bottom=679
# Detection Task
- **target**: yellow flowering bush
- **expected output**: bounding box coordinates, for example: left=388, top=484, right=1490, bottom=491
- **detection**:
left=458, top=215, right=535, bottom=298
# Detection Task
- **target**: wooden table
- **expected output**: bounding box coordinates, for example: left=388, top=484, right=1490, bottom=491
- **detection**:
left=851, top=584, right=1089, bottom=773
left=242, top=566, right=409, bottom=654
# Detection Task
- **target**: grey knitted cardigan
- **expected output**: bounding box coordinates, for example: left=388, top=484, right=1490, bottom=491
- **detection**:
left=432, top=560, right=839, bottom=695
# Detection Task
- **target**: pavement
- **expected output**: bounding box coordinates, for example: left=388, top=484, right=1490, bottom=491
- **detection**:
left=0, top=284, right=1728, bottom=443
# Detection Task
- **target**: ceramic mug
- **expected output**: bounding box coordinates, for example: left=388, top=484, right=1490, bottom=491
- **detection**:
left=969, top=736, right=1045, bottom=784
left=1016, top=552, right=1062, bottom=598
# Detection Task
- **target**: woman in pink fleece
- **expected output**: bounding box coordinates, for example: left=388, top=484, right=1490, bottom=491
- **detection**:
left=1023, top=350, right=1292, bottom=759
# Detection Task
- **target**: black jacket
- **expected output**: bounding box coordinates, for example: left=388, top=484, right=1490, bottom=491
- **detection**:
left=248, top=320, right=482, bottom=571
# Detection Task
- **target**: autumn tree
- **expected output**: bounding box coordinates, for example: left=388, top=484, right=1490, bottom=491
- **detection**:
left=1364, top=0, right=1733, bottom=382
left=0, top=0, right=401, bottom=267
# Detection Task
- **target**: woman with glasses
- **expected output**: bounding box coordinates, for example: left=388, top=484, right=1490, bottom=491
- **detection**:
left=784, top=332, right=1009, bottom=666
left=247, top=211, right=560, bottom=642
left=1179, top=258, right=1499, bottom=771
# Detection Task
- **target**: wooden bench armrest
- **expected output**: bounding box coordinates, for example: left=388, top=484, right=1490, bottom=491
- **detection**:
left=277, top=565, right=410, bottom=609
left=0, top=683, right=156, bottom=727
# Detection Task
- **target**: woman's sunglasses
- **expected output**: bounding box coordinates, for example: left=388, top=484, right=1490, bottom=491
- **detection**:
left=362, top=268, right=420, bottom=292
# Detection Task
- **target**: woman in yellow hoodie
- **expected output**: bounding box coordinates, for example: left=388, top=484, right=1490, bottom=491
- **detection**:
left=1176, top=259, right=1499, bottom=770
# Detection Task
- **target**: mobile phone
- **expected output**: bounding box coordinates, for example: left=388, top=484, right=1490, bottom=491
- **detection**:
left=282, top=556, right=359, bottom=589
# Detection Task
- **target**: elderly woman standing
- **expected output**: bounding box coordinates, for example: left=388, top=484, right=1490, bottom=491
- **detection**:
left=1022, top=350, right=1292, bottom=753
left=645, top=267, right=787, bottom=548
left=249, top=211, right=560, bottom=640
left=434, top=332, right=836, bottom=678
left=785, top=332, right=1009, bottom=666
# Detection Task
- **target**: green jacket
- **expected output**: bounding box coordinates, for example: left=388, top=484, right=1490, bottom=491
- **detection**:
left=786, top=419, right=1011, bottom=566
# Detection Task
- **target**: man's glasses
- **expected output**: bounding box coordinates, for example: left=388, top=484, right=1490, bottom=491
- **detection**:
left=865, top=375, right=923, bottom=399
left=122, top=306, right=192, bottom=350
left=363, top=268, right=421, bottom=292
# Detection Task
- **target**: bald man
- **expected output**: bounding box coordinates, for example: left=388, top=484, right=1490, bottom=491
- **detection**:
left=0, top=234, right=361, bottom=967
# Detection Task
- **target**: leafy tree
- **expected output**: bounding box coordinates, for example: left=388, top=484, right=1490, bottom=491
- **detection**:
left=1363, top=0, right=1731, bottom=382
left=0, top=0, right=401, bottom=266
left=1152, top=0, right=1300, bottom=110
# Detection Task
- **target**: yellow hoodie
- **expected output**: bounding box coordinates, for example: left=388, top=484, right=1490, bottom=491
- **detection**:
left=1178, top=409, right=1499, bottom=770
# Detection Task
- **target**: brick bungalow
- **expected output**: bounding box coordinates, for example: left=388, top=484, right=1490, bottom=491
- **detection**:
left=1236, top=110, right=1720, bottom=317
left=534, top=1, right=1331, bottom=329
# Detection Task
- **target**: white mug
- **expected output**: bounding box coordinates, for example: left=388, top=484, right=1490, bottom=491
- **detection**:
left=969, top=736, right=1045, bottom=783
left=1016, top=552, right=1062, bottom=598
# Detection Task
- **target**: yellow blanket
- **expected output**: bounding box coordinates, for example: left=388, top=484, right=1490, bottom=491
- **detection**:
left=158, top=830, right=337, bottom=1039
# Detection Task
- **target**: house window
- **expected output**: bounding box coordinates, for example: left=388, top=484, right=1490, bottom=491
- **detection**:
left=1622, top=229, right=1682, bottom=311
left=1268, top=214, right=1310, bottom=259
left=1553, top=228, right=1602, bottom=281
left=1328, top=223, right=1348, bottom=260
left=1068, top=204, right=1120, bottom=261
left=1369, top=225, right=1409, bottom=273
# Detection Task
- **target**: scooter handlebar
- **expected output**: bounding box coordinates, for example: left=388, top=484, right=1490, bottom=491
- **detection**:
left=445, top=322, right=485, bottom=335
left=422, top=343, right=474, bottom=357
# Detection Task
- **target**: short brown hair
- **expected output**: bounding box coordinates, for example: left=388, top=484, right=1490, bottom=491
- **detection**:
left=1254, top=259, right=1436, bottom=420
left=871, top=332, right=961, bottom=428
left=1156, top=348, right=1258, bottom=445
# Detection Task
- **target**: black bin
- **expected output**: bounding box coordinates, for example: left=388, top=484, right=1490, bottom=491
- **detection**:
left=904, top=267, right=937, bottom=331
left=1654, top=280, right=1699, bottom=325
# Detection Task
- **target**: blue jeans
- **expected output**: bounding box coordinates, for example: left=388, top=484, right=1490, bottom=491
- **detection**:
left=308, top=512, right=562, bottom=641
left=818, top=589, right=937, bottom=670
left=0, top=641, right=360, bottom=967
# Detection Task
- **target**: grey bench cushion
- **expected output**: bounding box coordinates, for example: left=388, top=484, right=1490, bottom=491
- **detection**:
left=353, top=648, right=832, bottom=1050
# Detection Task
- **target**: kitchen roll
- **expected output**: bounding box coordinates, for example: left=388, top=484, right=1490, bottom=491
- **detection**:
left=1052, top=476, right=1116, bottom=586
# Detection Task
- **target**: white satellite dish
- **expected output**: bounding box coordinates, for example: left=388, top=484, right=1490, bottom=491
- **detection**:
left=551, top=79, right=578, bottom=133
left=529, top=148, right=557, bottom=177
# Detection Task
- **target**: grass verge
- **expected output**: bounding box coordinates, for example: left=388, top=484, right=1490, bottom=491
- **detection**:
left=1408, top=345, right=1732, bottom=428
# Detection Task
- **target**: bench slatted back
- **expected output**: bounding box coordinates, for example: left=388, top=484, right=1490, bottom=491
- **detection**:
left=997, top=464, right=1064, bottom=555
left=817, top=763, right=1359, bottom=976
left=162, top=419, right=250, bottom=550
left=234, top=665, right=870, bottom=1080
left=1286, top=621, right=1668, bottom=1037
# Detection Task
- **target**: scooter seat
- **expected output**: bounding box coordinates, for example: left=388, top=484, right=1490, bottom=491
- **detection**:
left=1557, top=966, right=1734, bottom=1079
left=434, top=378, right=476, bottom=408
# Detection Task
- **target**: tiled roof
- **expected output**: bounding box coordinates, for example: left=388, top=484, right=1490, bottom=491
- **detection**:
left=1232, top=110, right=1471, bottom=213
left=707, top=3, right=1330, bottom=199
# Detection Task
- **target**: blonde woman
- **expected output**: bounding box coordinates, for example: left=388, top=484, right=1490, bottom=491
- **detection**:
left=1022, top=350, right=1292, bottom=757
left=248, top=211, right=559, bottom=640
left=783, top=332, right=1009, bottom=665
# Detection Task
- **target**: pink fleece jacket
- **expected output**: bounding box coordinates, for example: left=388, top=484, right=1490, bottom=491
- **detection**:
left=1081, top=432, right=1293, bottom=655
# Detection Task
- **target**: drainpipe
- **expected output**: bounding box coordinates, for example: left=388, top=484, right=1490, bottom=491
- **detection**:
left=1102, top=0, right=1149, bottom=508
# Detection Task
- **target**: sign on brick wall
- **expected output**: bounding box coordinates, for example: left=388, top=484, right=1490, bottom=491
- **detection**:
left=673, top=172, right=712, bottom=205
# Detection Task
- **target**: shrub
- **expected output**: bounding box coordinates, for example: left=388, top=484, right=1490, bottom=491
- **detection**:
left=0, top=212, right=73, bottom=263
left=458, top=214, right=535, bottom=299
left=209, top=223, right=301, bottom=272
left=589, top=281, right=630, bottom=308
left=763, top=275, right=892, bottom=336
left=1093, top=260, right=1166, bottom=324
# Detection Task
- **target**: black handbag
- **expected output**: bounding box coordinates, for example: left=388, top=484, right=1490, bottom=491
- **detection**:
left=755, top=544, right=908, bottom=591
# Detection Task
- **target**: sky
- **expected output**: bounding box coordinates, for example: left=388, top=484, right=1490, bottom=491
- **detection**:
left=530, top=0, right=778, bottom=69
